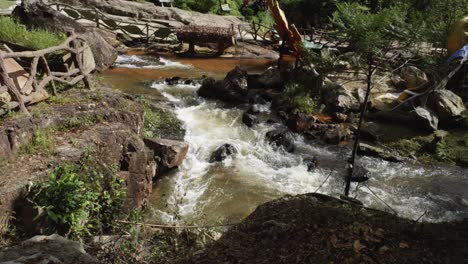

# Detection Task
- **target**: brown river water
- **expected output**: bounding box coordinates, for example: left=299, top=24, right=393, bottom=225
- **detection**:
left=101, top=52, right=468, bottom=226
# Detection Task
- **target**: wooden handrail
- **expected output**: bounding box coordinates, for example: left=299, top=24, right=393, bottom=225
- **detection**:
left=0, top=31, right=93, bottom=116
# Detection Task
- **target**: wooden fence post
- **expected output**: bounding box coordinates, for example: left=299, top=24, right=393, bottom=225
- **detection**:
left=69, top=33, right=91, bottom=89
left=0, top=53, right=30, bottom=117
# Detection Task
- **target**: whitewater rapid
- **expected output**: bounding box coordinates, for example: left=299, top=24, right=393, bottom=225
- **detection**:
left=110, top=55, right=468, bottom=225
left=147, top=80, right=468, bottom=224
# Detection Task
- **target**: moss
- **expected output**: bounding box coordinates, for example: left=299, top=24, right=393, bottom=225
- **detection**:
left=435, top=130, right=468, bottom=166
left=386, top=129, right=468, bottom=167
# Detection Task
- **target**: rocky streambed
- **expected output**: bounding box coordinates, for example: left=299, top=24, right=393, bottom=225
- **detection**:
left=102, top=53, right=468, bottom=225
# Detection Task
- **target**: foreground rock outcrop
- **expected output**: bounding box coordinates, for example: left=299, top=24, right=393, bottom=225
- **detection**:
left=0, top=88, right=155, bottom=228
left=180, top=193, right=468, bottom=264
left=0, top=234, right=98, bottom=264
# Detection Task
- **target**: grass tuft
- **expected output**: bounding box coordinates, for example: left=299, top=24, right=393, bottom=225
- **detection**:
left=0, top=17, right=65, bottom=50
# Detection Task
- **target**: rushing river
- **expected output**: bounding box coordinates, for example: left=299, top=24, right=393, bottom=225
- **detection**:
left=102, top=53, right=468, bottom=225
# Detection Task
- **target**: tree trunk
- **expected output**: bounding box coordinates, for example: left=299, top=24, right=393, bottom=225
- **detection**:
left=344, top=54, right=373, bottom=196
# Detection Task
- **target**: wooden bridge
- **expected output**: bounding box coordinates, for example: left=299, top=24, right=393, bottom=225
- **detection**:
left=50, top=2, right=178, bottom=44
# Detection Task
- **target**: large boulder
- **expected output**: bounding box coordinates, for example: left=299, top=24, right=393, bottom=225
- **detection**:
left=198, top=67, right=249, bottom=104
left=286, top=113, right=316, bottom=133
left=431, top=90, right=466, bottom=122
left=242, top=112, right=259, bottom=127
left=401, top=66, right=429, bottom=89
left=411, top=106, right=439, bottom=131
left=12, top=0, right=117, bottom=71
left=256, top=68, right=285, bottom=89
left=358, top=142, right=404, bottom=162
left=323, top=125, right=351, bottom=144
left=209, top=144, right=238, bottom=163
left=0, top=234, right=98, bottom=264
left=144, top=138, right=189, bottom=173
left=322, top=80, right=360, bottom=113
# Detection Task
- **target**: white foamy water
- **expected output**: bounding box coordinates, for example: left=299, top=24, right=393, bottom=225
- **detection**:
left=145, top=81, right=468, bottom=225
left=115, top=55, right=192, bottom=69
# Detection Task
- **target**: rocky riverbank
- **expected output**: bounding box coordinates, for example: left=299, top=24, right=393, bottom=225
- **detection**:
left=179, top=193, right=468, bottom=264
left=0, top=83, right=189, bottom=237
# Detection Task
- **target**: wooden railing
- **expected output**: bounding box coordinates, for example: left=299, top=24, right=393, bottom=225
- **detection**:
left=0, top=31, right=92, bottom=117
left=50, top=2, right=176, bottom=44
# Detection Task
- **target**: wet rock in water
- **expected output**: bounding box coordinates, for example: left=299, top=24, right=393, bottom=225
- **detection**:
left=144, top=138, right=189, bottom=173
left=324, top=125, right=351, bottom=144
left=184, top=79, right=194, bottom=85
left=277, top=110, right=289, bottom=122
left=286, top=113, right=316, bottom=133
left=431, top=90, right=466, bottom=122
left=165, top=76, right=181, bottom=85
left=358, top=142, right=404, bottom=162
left=304, top=157, right=319, bottom=171
left=322, top=80, right=360, bottom=113
left=0, top=234, right=98, bottom=264
left=247, top=105, right=262, bottom=114
left=242, top=112, right=259, bottom=127
left=361, top=122, right=382, bottom=142
left=411, top=107, right=439, bottom=131
left=266, top=128, right=295, bottom=153
left=209, top=144, right=238, bottom=163
left=197, top=67, right=249, bottom=104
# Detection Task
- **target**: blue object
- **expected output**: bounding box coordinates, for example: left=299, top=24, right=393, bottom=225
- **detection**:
left=447, top=45, right=468, bottom=64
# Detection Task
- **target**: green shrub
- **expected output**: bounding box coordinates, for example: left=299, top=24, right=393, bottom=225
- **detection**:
left=0, top=17, right=65, bottom=50
left=29, top=149, right=126, bottom=239
left=281, top=82, right=318, bottom=115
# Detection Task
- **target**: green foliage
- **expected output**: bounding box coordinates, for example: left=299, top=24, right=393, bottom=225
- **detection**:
left=174, top=0, right=242, bottom=15
left=281, top=81, right=319, bottom=115
left=251, top=10, right=274, bottom=26
left=332, top=2, right=409, bottom=55
left=19, top=128, right=55, bottom=156
left=435, top=130, right=468, bottom=166
left=141, top=99, right=183, bottom=138
left=28, top=149, right=126, bottom=239
left=0, top=17, right=65, bottom=50
left=60, top=116, right=99, bottom=130
left=419, top=0, right=468, bottom=49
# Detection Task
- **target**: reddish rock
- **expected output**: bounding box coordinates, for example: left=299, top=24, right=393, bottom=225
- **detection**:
left=144, top=138, right=189, bottom=173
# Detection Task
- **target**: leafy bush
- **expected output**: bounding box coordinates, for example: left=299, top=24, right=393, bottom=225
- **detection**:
left=0, top=17, right=65, bottom=50
left=281, top=82, right=319, bottom=115
left=29, top=149, right=126, bottom=239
